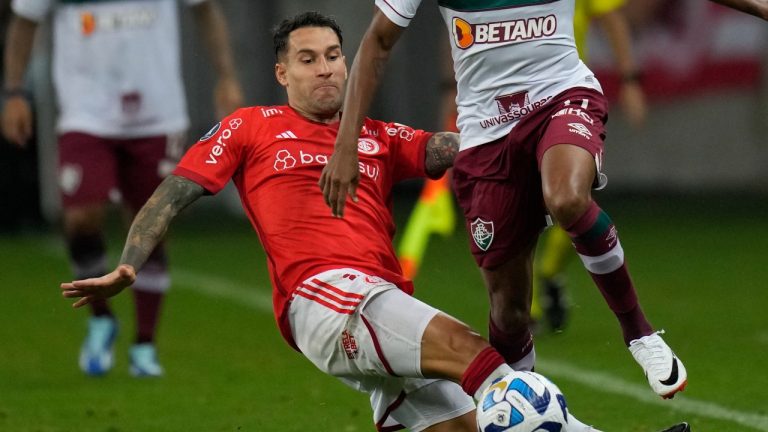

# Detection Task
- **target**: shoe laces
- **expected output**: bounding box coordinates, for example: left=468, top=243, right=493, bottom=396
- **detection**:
left=630, top=330, right=670, bottom=372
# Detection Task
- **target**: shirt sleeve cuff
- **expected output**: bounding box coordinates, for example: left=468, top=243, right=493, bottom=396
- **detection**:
left=375, top=0, right=414, bottom=28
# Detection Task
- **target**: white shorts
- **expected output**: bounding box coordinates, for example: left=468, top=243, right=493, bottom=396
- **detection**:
left=288, top=268, right=475, bottom=431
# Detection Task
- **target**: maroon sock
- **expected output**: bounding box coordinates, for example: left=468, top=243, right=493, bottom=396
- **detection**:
left=460, top=346, right=507, bottom=397
left=488, top=319, right=533, bottom=364
left=132, top=289, right=164, bottom=344
left=565, top=201, right=653, bottom=344
left=67, top=233, right=112, bottom=317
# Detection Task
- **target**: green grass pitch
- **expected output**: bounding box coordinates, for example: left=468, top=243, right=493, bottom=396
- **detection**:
left=0, top=194, right=766, bottom=431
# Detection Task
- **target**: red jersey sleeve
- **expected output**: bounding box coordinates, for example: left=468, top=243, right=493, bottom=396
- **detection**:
left=173, top=108, right=255, bottom=194
left=384, top=122, right=434, bottom=183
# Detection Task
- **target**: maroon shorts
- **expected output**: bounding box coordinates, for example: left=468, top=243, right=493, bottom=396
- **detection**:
left=452, top=87, right=608, bottom=269
left=58, top=132, right=184, bottom=210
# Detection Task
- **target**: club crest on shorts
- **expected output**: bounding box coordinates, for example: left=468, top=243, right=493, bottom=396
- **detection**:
left=341, top=330, right=358, bottom=360
left=471, top=218, right=494, bottom=251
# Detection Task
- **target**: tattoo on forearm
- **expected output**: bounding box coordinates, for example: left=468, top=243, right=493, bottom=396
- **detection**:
left=120, top=175, right=204, bottom=270
left=425, top=132, right=460, bottom=177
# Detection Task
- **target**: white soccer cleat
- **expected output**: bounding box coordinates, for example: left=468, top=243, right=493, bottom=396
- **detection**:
left=629, top=330, right=687, bottom=399
left=129, top=343, right=164, bottom=377
left=79, top=316, right=118, bottom=376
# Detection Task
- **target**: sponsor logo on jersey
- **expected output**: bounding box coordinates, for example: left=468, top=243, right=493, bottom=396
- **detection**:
left=80, top=9, right=157, bottom=36
left=452, top=15, right=557, bottom=49
left=470, top=218, right=494, bottom=251
left=385, top=124, right=415, bottom=141
left=272, top=149, right=380, bottom=181
left=276, top=130, right=297, bottom=139
left=480, top=95, right=551, bottom=129
left=495, top=91, right=529, bottom=114
left=567, top=122, right=592, bottom=139
left=341, top=330, right=358, bottom=360
left=199, top=123, right=221, bottom=142
left=204, top=119, right=241, bottom=165
left=261, top=107, right=283, bottom=118
left=357, top=138, right=380, bottom=155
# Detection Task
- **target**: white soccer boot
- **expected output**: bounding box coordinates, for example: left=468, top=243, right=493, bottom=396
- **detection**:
left=629, top=330, right=687, bottom=398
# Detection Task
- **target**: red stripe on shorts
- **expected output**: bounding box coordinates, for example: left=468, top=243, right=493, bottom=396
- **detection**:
left=299, top=282, right=363, bottom=307
left=375, top=390, right=407, bottom=432
left=361, top=314, right=399, bottom=377
left=310, top=278, right=365, bottom=299
left=294, top=290, right=356, bottom=315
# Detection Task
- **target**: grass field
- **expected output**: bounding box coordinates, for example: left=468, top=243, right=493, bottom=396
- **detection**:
left=1, top=193, right=766, bottom=431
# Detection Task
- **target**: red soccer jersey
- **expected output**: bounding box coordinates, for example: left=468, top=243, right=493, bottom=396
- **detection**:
left=173, top=105, right=434, bottom=348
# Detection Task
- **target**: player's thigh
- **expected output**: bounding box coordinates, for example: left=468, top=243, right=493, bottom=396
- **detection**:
left=538, top=88, right=608, bottom=193
left=118, top=133, right=182, bottom=211
left=288, top=269, right=418, bottom=378
left=453, top=140, right=547, bottom=270
left=58, top=132, right=118, bottom=210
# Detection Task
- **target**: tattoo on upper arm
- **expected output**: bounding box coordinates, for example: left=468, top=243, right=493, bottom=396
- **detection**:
left=425, top=132, right=460, bottom=177
left=120, top=175, right=205, bottom=270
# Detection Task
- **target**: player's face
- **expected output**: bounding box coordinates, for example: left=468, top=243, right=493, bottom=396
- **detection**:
left=275, top=27, right=347, bottom=120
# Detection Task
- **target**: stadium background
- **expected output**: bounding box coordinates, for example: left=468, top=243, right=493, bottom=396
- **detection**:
left=1, top=1, right=767, bottom=431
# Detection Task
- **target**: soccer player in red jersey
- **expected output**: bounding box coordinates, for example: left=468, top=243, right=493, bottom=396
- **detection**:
left=58, top=13, right=697, bottom=431
left=59, top=12, right=504, bottom=431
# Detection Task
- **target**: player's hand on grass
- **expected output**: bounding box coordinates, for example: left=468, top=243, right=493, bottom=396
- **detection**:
left=1, top=96, right=33, bottom=147
left=61, top=264, right=136, bottom=308
left=319, top=146, right=359, bottom=217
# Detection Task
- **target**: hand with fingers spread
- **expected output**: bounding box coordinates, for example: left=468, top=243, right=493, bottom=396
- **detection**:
left=318, top=145, right=359, bottom=217
left=61, top=265, right=136, bottom=308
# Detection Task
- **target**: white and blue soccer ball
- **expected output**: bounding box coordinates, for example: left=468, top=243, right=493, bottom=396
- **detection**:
left=476, top=371, right=569, bottom=432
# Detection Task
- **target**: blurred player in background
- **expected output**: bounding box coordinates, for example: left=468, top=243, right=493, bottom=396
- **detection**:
left=320, top=0, right=765, bottom=400
left=531, top=0, right=647, bottom=333
left=2, top=0, right=243, bottom=377
left=58, top=12, right=605, bottom=430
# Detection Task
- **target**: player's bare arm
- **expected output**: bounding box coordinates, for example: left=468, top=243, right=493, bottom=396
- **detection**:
left=596, top=10, right=647, bottom=129
left=191, top=0, right=244, bottom=118
left=424, top=131, right=460, bottom=178
left=319, top=9, right=404, bottom=217
left=709, top=0, right=768, bottom=19
left=1, top=15, right=38, bottom=147
left=61, top=175, right=204, bottom=308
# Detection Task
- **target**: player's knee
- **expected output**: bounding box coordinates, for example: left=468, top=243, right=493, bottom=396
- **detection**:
left=543, top=190, right=590, bottom=227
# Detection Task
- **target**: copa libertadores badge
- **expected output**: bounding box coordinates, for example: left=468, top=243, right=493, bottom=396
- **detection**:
left=470, top=218, right=494, bottom=251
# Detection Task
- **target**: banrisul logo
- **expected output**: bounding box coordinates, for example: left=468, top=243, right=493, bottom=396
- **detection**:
left=471, top=218, right=494, bottom=251
left=452, top=15, right=557, bottom=49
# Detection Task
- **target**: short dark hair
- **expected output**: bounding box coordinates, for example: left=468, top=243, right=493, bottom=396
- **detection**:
left=273, top=12, right=343, bottom=61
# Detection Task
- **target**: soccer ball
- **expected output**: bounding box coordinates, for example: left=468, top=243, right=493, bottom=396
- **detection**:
left=476, top=371, right=568, bottom=432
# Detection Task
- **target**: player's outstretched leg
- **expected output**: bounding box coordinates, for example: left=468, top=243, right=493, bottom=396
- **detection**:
left=629, top=331, right=688, bottom=398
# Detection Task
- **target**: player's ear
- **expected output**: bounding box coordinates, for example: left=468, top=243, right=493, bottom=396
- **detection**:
left=275, top=62, right=288, bottom=87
